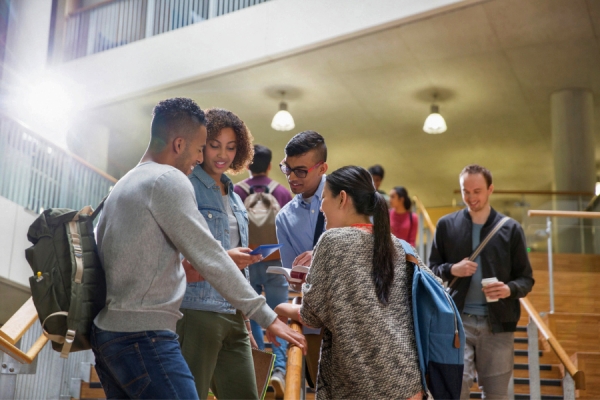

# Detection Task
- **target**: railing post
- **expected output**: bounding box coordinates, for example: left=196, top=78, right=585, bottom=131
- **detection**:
left=208, top=0, right=219, bottom=19
left=145, top=0, right=156, bottom=38
left=0, top=352, right=17, bottom=400
left=546, top=217, right=554, bottom=314
left=527, top=317, right=541, bottom=400
left=562, top=372, right=576, bottom=400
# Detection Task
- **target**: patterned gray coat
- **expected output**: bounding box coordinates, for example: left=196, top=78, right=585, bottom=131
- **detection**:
left=300, top=227, right=441, bottom=399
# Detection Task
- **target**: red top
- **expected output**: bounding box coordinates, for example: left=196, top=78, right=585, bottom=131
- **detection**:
left=350, top=223, right=373, bottom=233
left=389, top=211, right=418, bottom=246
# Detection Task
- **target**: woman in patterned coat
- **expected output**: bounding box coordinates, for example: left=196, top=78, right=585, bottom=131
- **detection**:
left=276, top=166, right=440, bottom=399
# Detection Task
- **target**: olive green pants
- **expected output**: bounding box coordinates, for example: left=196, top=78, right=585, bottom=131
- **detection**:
left=177, top=309, right=258, bottom=400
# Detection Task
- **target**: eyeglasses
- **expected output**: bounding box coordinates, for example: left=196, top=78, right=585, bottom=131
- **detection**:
left=279, top=161, right=324, bottom=178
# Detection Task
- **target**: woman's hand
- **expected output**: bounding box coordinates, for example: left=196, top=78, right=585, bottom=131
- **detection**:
left=182, top=258, right=204, bottom=282
left=227, top=247, right=263, bottom=269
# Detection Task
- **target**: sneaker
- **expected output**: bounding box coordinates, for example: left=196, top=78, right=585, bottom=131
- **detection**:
left=270, top=369, right=286, bottom=399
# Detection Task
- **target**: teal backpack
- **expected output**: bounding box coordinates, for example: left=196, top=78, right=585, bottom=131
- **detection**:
left=25, top=200, right=106, bottom=359
left=400, top=239, right=465, bottom=400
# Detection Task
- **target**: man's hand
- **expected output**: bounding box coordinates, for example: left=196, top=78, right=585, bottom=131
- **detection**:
left=265, top=318, right=307, bottom=355
left=293, top=251, right=313, bottom=268
left=450, top=258, right=478, bottom=277
left=482, top=282, right=511, bottom=300
left=227, top=247, right=263, bottom=269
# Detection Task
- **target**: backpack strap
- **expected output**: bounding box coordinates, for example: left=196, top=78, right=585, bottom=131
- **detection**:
left=237, top=181, right=252, bottom=195
left=61, top=217, right=86, bottom=358
left=266, top=180, right=280, bottom=194
left=399, top=239, right=419, bottom=266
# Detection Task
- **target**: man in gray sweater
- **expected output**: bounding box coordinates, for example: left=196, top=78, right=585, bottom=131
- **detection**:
left=91, top=98, right=306, bottom=399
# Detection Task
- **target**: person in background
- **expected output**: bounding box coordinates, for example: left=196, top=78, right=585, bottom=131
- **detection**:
left=92, top=98, right=305, bottom=400
left=275, top=130, right=328, bottom=395
left=429, top=164, right=534, bottom=400
left=275, top=166, right=438, bottom=399
left=178, top=108, right=277, bottom=399
left=389, top=186, right=418, bottom=247
left=368, top=164, right=390, bottom=204
left=234, top=144, right=293, bottom=392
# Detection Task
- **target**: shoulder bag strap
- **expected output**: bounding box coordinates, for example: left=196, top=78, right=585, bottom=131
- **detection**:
left=313, top=211, right=325, bottom=247
left=447, top=216, right=510, bottom=289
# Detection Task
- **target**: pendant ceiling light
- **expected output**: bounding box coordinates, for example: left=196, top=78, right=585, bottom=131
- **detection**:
left=423, top=93, right=447, bottom=134
left=271, top=91, right=295, bottom=131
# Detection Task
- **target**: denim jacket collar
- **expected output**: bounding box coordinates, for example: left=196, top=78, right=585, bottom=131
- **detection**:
left=192, top=165, right=234, bottom=192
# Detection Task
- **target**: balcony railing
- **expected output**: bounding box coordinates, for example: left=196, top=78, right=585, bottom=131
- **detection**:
left=0, top=114, right=116, bottom=213
left=63, top=0, right=271, bottom=61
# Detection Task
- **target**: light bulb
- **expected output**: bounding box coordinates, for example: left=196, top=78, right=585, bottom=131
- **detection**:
left=423, top=104, right=447, bottom=134
left=271, top=101, right=295, bottom=131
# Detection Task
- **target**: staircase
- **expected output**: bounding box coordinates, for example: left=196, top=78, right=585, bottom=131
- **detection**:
left=469, top=315, right=565, bottom=399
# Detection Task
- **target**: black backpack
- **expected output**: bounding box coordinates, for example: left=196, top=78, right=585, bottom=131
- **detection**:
left=25, top=200, right=106, bottom=359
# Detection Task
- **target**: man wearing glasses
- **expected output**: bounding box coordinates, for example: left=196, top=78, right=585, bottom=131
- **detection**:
left=274, top=130, right=328, bottom=393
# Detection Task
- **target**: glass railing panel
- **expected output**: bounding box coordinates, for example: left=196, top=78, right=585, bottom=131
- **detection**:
left=524, top=222, right=598, bottom=255
left=0, top=114, right=115, bottom=213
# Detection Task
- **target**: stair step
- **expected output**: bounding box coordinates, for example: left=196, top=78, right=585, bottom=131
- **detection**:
left=514, top=349, right=542, bottom=357
left=514, top=337, right=528, bottom=344
left=514, top=363, right=553, bottom=371
left=513, top=378, right=562, bottom=386
left=516, top=326, right=527, bottom=332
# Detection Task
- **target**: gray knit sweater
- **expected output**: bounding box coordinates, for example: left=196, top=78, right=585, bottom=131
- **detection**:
left=94, top=162, right=276, bottom=332
left=301, top=227, right=440, bottom=399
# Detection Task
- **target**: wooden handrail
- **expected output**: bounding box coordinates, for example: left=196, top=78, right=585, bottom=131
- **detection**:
left=412, top=196, right=436, bottom=235
left=453, top=189, right=595, bottom=196
left=519, top=297, right=585, bottom=390
left=284, top=297, right=304, bottom=400
left=527, top=210, right=600, bottom=219
left=0, top=297, right=49, bottom=364
left=0, top=298, right=38, bottom=345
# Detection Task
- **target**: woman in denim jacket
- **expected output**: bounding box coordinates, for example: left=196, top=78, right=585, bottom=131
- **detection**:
left=177, top=108, right=263, bottom=400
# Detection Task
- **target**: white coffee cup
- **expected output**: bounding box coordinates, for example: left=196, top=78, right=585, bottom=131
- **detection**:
left=481, top=277, right=499, bottom=302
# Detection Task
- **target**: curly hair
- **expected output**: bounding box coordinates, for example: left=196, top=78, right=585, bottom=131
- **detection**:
left=204, top=108, right=254, bottom=174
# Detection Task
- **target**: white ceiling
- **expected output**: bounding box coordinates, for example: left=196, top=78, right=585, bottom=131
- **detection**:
left=79, top=0, right=600, bottom=207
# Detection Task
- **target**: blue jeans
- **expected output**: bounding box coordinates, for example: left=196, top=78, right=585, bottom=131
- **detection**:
left=91, top=324, right=198, bottom=399
left=249, top=260, right=289, bottom=372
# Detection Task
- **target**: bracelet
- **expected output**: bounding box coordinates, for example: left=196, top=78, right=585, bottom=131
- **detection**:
left=244, top=319, right=250, bottom=323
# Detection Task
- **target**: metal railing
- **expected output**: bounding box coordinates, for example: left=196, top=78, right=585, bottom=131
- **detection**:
left=63, top=0, right=271, bottom=61
left=0, top=114, right=116, bottom=213
left=520, top=297, right=585, bottom=399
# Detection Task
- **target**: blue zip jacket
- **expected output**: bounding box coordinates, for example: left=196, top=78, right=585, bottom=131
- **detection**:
left=180, top=165, right=249, bottom=314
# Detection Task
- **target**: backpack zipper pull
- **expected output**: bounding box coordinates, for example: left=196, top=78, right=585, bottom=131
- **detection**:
left=454, top=330, right=460, bottom=348
left=36, top=271, right=44, bottom=282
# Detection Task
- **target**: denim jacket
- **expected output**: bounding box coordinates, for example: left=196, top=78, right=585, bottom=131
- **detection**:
left=180, top=165, right=249, bottom=314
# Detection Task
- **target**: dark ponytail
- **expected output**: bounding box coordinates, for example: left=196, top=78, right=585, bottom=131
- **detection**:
left=326, top=166, right=396, bottom=305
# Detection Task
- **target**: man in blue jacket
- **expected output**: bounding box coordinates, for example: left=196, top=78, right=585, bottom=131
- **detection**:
left=429, top=164, right=534, bottom=400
